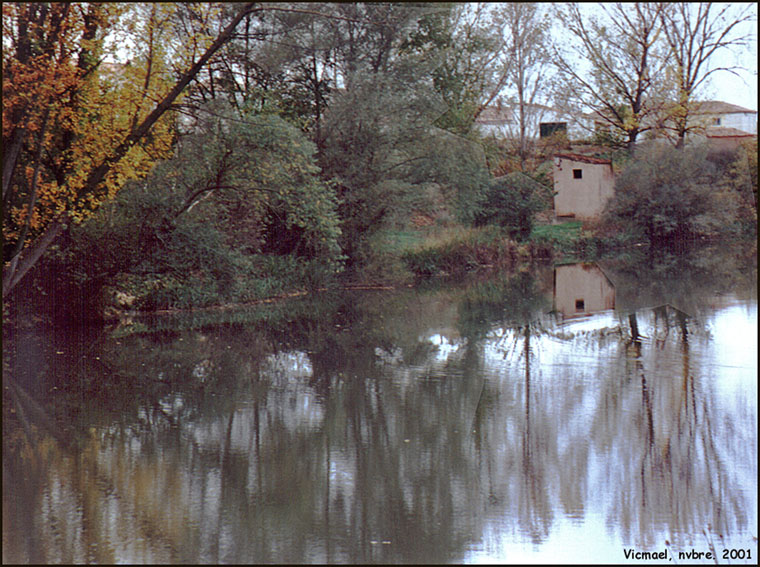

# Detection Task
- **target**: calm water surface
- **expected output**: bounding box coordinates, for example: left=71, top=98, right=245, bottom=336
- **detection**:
left=3, top=247, right=757, bottom=564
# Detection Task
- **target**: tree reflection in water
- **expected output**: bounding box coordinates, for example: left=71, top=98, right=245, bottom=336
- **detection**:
left=3, top=246, right=757, bottom=563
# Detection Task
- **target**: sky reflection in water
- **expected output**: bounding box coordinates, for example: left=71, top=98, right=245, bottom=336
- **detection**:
left=3, top=250, right=757, bottom=564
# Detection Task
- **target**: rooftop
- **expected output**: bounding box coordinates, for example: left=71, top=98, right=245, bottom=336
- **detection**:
left=693, top=100, right=758, bottom=115
left=554, top=153, right=612, bottom=165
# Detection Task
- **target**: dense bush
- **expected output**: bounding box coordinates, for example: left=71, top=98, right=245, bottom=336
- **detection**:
left=472, top=172, right=550, bottom=241
left=401, top=226, right=521, bottom=277
left=603, top=142, right=743, bottom=245
left=34, top=103, right=345, bottom=314
left=725, top=138, right=758, bottom=233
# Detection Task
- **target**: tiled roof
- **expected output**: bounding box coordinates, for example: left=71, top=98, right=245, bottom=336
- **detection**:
left=693, top=100, right=758, bottom=115
left=554, top=153, right=612, bottom=165
left=705, top=126, right=755, bottom=138
left=477, top=106, right=513, bottom=122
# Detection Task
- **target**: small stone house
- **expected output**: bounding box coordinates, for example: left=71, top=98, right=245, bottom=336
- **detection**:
left=553, top=153, right=614, bottom=219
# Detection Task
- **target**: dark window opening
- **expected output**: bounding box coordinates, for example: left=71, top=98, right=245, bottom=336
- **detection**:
left=575, top=299, right=585, bottom=311
left=540, top=122, right=567, bottom=138
left=713, top=117, right=721, bottom=125
left=573, top=169, right=583, bottom=179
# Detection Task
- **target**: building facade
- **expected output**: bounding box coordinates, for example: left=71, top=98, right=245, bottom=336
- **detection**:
left=476, top=103, right=592, bottom=141
left=553, top=153, right=614, bottom=219
left=693, top=101, right=757, bottom=135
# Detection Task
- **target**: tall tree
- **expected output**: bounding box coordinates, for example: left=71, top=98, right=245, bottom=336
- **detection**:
left=658, top=2, right=755, bottom=147
left=495, top=2, right=552, bottom=169
left=553, top=2, right=668, bottom=150
left=316, top=3, right=491, bottom=264
left=2, top=2, right=257, bottom=297
left=402, top=2, right=514, bottom=137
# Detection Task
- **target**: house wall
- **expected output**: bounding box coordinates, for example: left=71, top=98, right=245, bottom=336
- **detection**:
left=538, top=109, right=590, bottom=140
left=475, top=106, right=591, bottom=140
left=710, top=112, right=757, bottom=134
left=553, top=157, right=615, bottom=219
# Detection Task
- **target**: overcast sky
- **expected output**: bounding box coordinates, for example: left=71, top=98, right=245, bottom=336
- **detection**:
left=704, top=3, right=758, bottom=110
left=572, top=2, right=758, bottom=111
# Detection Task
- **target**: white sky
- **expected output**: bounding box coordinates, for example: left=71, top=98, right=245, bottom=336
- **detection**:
left=561, top=2, right=758, bottom=112
left=703, top=3, right=758, bottom=110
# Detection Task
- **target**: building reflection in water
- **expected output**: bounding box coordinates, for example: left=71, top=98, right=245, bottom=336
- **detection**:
left=553, top=263, right=615, bottom=320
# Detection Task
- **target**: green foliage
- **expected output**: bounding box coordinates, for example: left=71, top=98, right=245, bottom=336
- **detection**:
left=401, top=226, right=521, bottom=277
left=529, top=220, right=583, bottom=243
left=37, top=103, right=345, bottom=314
left=603, top=142, right=743, bottom=245
left=528, top=220, right=612, bottom=262
left=319, top=62, right=490, bottom=269
left=725, top=139, right=758, bottom=234
left=175, top=102, right=342, bottom=262
left=472, top=173, right=550, bottom=241
left=401, top=3, right=509, bottom=138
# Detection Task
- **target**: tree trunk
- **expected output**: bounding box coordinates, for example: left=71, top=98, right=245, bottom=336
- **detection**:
left=3, top=219, right=66, bottom=298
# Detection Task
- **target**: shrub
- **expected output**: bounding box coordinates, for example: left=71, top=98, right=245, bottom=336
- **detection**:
left=472, top=172, right=550, bottom=241
left=401, top=226, right=519, bottom=277
left=603, top=141, right=742, bottom=245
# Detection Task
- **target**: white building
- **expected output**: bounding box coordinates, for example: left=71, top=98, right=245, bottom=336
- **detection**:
left=476, top=103, right=593, bottom=141
left=553, top=153, right=615, bottom=220
left=692, top=100, right=757, bottom=135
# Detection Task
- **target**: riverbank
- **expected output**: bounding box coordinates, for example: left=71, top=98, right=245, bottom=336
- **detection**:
left=2, top=217, right=755, bottom=332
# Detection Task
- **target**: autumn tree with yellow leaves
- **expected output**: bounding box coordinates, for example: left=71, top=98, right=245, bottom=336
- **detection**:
left=2, top=2, right=258, bottom=297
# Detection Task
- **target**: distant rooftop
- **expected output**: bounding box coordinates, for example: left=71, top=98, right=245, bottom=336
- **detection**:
left=705, top=126, right=756, bottom=138
left=693, top=100, right=758, bottom=115
left=477, top=103, right=553, bottom=123
left=554, top=153, right=612, bottom=165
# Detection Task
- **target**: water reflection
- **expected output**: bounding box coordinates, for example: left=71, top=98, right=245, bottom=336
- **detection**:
left=3, top=246, right=757, bottom=564
left=553, top=263, right=615, bottom=320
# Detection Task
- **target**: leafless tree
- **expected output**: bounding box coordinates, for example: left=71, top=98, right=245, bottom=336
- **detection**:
left=658, top=2, right=756, bottom=147
left=496, top=3, right=552, bottom=169
left=552, top=2, right=668, bottom=151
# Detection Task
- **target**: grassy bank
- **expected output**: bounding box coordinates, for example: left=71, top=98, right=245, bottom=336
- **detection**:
left=380, top=219, right=615, bottom=280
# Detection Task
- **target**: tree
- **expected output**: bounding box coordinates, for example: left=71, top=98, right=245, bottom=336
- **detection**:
left=2, top=2, right=257, bottom=298
left=401, top=2, right=514, bottom=137
left=309, top=3, right=485, bottom=266
left=172, top=3, right=332, bottom=138
left=603, top=141, right=741, bottom=244
left=472, top=172, right=549, bottom=241
left=495, top=2, right=552, bottom=169
left=168, top=101, right=342, bottom=261
left=44, top=100, right=343, bottom=313
left=658, top=2, right=756, bottom=147
left=553, top=2, right=668, bottom=150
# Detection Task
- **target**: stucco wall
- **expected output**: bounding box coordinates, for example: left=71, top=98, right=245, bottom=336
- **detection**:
left=719, top=112, right=757, bottom=135
left=553, top=157, right=615, bottom=219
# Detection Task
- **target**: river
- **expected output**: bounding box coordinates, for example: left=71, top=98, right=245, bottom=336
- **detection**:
left=3, top=245, right=757, bottom=564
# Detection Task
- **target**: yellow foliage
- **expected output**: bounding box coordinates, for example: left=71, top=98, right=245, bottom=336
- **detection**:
left=3, top=2, right=192, bottom=251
